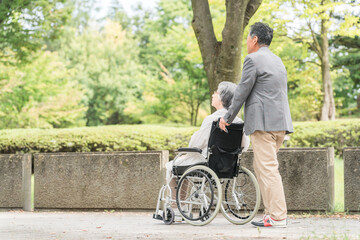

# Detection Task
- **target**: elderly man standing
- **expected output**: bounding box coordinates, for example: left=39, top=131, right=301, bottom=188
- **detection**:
left=219, top=22, right=293, bottom=228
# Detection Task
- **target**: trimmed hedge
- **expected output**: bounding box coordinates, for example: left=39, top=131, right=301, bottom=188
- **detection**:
left=288, top=119, right=360, bottom=156
left=0, top=119, right=359, bottom=157
left=0, top=125, right=197, bottom=158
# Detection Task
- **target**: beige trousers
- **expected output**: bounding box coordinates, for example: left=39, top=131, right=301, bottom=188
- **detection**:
left=250, top=130, right=287, bottom=220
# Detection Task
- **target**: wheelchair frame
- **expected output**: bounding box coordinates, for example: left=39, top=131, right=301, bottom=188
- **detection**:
left=153, top=122, right=261, bottom=226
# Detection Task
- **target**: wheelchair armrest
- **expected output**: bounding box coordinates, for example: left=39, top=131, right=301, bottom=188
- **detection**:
left=177, top=147, right=202, bottom=154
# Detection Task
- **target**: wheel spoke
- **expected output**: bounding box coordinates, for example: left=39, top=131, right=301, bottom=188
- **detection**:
left=221, top=167, right=260, bottom=225
left=175, top=166, right=222, bottom=226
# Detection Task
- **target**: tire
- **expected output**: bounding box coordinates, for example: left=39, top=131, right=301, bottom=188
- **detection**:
left=221, top=166, right=260, bottom=225
left=176, top=165, right=222, bottom=226
left=163, top=207, right=175, bottom=225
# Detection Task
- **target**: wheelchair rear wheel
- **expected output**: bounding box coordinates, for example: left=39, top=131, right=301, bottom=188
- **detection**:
left=176, top=165, right=222, bottom=226
left=221, top=166, right=260, bottom=225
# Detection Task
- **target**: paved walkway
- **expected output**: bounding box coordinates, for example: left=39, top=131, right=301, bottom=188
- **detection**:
left=0, top=211, right=359, bottom=240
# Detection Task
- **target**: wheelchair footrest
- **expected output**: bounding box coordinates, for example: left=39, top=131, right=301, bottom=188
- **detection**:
left=153, top=214, right=163, bottom=221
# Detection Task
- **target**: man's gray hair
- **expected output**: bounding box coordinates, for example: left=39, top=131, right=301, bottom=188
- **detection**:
left=217, top=81, right=237, bottom=109
left=249, top=22, right=273, bottom=46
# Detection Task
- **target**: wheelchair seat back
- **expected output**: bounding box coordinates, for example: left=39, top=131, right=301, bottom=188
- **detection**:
left=207, top=119, right=244, bottom=178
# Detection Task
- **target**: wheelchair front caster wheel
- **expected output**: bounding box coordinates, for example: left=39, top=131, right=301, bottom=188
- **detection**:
left=163, top=207, right=175, bottom=225
left=200, top=207, right=211, bottom=222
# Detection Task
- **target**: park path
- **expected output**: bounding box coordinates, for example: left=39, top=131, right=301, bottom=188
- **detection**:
left=0, top=211, right=359, bottom=240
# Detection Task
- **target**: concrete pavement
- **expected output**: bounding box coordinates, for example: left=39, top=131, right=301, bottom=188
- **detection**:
left=0, top=211, right=359, bottom=239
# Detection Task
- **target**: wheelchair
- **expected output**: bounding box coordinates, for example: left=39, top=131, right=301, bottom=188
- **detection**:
left=153, top=119, right=261, bottom=226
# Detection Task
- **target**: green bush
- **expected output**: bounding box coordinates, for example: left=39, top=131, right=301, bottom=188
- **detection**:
left=0, top=125, right=197, bottom=158
left=0, top=120, right=359, bottom=158
left=288, top=119, right=360, bottom=156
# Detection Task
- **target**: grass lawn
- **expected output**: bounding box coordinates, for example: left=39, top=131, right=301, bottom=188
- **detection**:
left=334, top=157, right=344, bottom=212
left=31, top=174, right=34, bottom=209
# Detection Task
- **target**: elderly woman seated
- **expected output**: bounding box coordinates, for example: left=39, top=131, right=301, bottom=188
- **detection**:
left=166, top=81, right=249, bottom=183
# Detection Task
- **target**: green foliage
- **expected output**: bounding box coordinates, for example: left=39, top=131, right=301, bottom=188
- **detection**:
left=0, top=0, right=72, bottom=62
left=0, top=120, right=358, bottom=158
left=333, top=35, right=360, bottom=115
left=1, top=0, right=359, bottom=128
left=59, top=20, right=146, bottom=126
left=278, top=41, right=323, bottom=121
left=0, top=124, right=197, bottom=158
left=288, top=119, right=360, bottom=156
left=131, top=0, right=209, bottom=125
left=247, top=0, right=324, bottom=121
left=250, top=0, right=360, bottom=120
left=0, top=50, right=86, bottom=129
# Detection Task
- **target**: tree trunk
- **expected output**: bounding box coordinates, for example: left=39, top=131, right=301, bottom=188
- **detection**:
left=190, top=104, right=194, bottom=125
left=191, top=0, right=262, bottom=112
left=320, top=19, right=336, bottom=121
left=194, top=102, right=201, bottom=126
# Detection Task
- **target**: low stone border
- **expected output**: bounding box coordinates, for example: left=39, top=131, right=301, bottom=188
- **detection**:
left=241, top=147, right=335, bottom=212
left=0, top=147, right=347, bottom=212
left=0, top=154, right=32, bottom=211
left=343, top=147, right=360, bottom=212
left=33, top=151, right=168, bottom=209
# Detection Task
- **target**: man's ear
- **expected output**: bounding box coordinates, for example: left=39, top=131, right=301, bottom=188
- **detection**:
left=253, top=36, right=258, bottom=44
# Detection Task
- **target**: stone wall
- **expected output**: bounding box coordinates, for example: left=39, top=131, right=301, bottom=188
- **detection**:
left=241, top=148, right=335, bottom=211
left=0, top=148, right=343, bottom=211
left=34, top=151, right=167, bottom=209
left=0, top=154, right=31, bottom=210
left=343, top=148, right=360, bottom=212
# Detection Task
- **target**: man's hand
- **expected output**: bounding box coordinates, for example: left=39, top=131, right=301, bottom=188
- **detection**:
left=219, top=117, right=230, bottom=133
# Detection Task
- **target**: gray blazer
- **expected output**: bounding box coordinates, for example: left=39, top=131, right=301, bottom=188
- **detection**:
left=223, top=47, right=294, bottom=136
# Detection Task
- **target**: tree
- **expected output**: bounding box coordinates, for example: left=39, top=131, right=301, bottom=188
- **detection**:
left=190, top=0, right=263, bottom=108
left=332, top=35, right=360, bottom=114
left=283, top=0, right=360, bottom=120
left=244, top=0, right=324, bottom=121
left=158, top=63, right=209, bottom=126
left=0, top=0, right=71, bottom=62
left=130, top=0, right=210, bottom=125
left=0, top=51, right=85, bottom=129
left=59, top=20, right=145, bottom=126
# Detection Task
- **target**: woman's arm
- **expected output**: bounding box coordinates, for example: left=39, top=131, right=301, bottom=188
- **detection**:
left=188, top=115, right=214, bottom=149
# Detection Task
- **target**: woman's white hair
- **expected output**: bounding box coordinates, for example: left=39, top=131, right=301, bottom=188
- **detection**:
left=217, top=81, right=237, bottom=109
